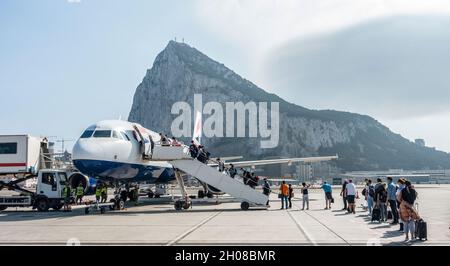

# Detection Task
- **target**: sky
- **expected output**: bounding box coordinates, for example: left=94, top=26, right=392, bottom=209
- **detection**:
left=1, top=0, right=450, bottom=153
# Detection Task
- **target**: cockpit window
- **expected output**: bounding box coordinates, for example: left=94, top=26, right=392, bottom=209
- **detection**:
left=121, top=132, right=130, bottom=141
left=80, top=130, right=94, bottom=138
left=112, top=130, right=121, bottom=139
left=93, top=130, right=112, bottom=138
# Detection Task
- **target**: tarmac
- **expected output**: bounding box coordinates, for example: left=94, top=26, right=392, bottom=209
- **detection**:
left=0, top=184, right=449, bottom=245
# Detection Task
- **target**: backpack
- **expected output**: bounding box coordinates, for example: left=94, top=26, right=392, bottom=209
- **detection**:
left=402, top=187, right=417, bottom=204
left=379, top=190, right=387, bottom=202
left=361, top=188, right=367, bottom=197
left=368, top=185, right=375, bottom=198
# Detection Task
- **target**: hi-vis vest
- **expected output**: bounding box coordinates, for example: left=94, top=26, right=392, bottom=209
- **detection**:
left=95, top=187, right=102, bottom=197
left=76, top=186, right=84, bottom=196
left=62, top=186, right=70, bottom=197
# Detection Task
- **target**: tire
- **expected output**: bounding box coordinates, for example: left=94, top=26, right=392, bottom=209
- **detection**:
left=147, top=192, right=154, bottom=198
left=36, top=198, right=49, bottom=212
left=117, top=199, right=125, bottom=210
left=241, top=201, right=250, bottom=211
left=0, top=206, right=7, bottom=211
left=174, top=201, right=183, bottom=211
left=198, top=190, right=205, bottom=198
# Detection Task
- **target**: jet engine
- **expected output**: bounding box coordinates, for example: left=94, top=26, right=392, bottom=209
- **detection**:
left=68, top=172, right=96, bottom=195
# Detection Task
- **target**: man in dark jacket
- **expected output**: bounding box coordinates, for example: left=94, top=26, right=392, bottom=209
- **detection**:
left=288, top=184, right=294, bottom=209
left=340, top=179, right=348, bottom=211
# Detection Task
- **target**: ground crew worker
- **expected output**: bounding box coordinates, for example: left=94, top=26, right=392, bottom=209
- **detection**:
left=279, top=181, right=289, bottom=210
left=62, top=184, right=72, bottom=212
left=95, top=185, right=102, bottom=203
left=263, top=178, right=271, bottom=206
left=76, top=183, right=84, bottom=205
left=101, top=184, right=107, bottom=203
left=133, top=187, right=139, bottom=206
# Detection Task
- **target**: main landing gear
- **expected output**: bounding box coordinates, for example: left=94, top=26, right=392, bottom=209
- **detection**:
left=173, top=169, right=191, bottom=211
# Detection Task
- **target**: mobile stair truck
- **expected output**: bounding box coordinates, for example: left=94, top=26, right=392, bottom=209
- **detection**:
left=0, top=135, right=71, bottom=212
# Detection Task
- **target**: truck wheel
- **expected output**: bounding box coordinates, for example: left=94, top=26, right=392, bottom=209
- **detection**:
left=53, top=204, right=63, bottom=211
left=117, top=199, right=125, bottom=210
left=37, top=199, right=49, bottom=212
left=240, top=201, right=250, bottom=211
left=0, top=206, right=7, bottom=211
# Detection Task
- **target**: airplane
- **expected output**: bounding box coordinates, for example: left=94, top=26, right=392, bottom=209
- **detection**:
left=71, top=119, right=338, bottom=210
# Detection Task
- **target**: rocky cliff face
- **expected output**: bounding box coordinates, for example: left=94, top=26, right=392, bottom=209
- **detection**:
left=129, top=41, right=450, bottom=171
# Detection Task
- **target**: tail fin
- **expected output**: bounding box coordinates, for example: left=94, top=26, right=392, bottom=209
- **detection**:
left=192, top=110, right=202, bottom=145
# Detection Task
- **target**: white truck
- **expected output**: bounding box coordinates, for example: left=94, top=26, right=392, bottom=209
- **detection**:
left=0, top=135, right=70, bottom=211
left=0, top=169, right=69, bottom=211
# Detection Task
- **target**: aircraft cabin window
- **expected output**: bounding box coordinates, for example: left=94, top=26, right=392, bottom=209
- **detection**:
left=93, top=130, right=112, bottom=138
left=121, top=132, right=130, bottom=141
left=80, top=130, right=94, bottom=138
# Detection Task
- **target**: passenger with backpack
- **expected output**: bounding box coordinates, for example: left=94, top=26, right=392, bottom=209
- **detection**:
left=375, top=182, right=388, bottom=222
left=189, top=141, right=198, bottom=158
left=397, top=180, right=419, bottom=241
left=228, top=164, right=237, bottom=178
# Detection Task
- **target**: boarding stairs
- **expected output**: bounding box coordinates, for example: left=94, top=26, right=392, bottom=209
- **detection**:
left=151, top=146, right=269, bottom=209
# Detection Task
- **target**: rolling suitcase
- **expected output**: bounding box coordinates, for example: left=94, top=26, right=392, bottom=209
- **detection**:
left=415, top=203, right=427, bottom=241
left=371, top=207, right=381, bottom=222
left=416, top=219, right=427, bottom=241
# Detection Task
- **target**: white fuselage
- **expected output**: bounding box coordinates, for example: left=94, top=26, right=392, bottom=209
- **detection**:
left=72, top=120, right=176, bottom=183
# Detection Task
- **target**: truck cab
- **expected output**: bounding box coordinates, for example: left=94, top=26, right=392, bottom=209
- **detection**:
left=36, top=170, right=68, bottom=199
left=33, top=169, right=70, bottom=211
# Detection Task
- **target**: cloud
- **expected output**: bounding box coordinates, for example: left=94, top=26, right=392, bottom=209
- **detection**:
left=194, top=0, right=450, bottom=55
left=258, top=15, right=450, bottom=119
left=381, top=111, right=450, bottom=152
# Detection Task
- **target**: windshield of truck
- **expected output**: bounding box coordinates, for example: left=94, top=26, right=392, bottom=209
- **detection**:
left=58, top=172, right=67, bottom=185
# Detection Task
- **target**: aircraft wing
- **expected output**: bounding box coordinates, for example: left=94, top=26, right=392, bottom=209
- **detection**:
left=210, top=156, right=243, bottom=162
left=208, top=155, right=338, bottom=168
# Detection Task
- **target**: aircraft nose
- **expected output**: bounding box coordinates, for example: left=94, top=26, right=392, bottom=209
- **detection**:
left=72, top=139, right=105, bottom=160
